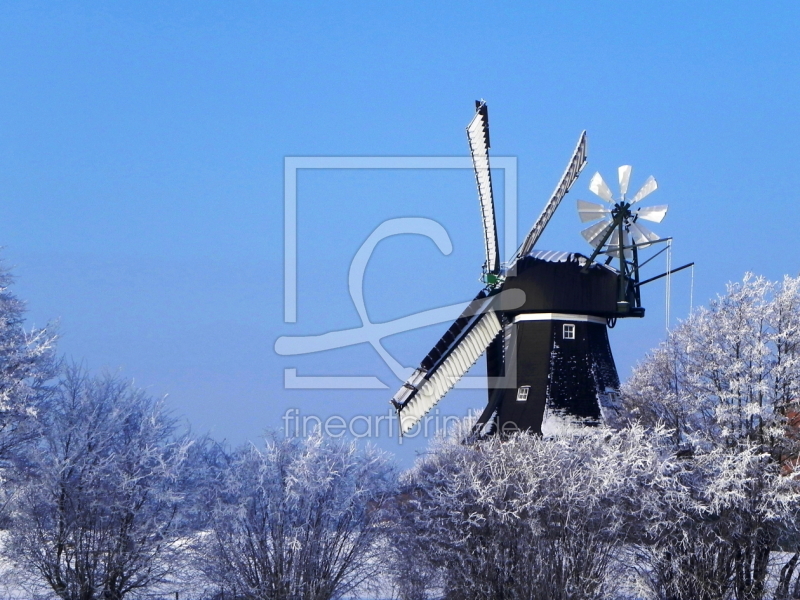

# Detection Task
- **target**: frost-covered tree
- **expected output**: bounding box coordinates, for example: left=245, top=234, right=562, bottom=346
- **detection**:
left=619, top=273, right=800, bottom=600
left=4, top=366, right=193, bottom=600
left=0, top=264, right=57, bottom=467
left=392, top=419, right=800, bottom=600
left=630, top=441, right=800, bottom=600
left=197, top=432, right=396, bottom=600
left=390, top=421, right=664, bottom=600
left=618, top=273, right=800, bottom=454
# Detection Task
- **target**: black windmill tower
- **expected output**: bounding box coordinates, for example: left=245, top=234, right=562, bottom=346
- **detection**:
left=391, top=101, right=688, bottom=437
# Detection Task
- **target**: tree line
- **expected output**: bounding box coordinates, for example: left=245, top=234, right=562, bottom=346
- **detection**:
left=1, top=265, right=800, bottom=600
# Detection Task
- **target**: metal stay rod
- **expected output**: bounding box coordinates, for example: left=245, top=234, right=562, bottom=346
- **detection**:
left=634, top=262, right=695, bottom=288
left=637, top=244, right=669, bottom=269
left=596, top=236, right=674, bottom=258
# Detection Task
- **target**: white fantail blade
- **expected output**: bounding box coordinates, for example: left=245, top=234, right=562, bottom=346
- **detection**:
left=630, top=175, right=658, bottom=205
left=577, top=199, right=611, bottom=223
left=606, top=228, right=632, bottom=259
left=628, top=220, right=660, bottom=247
left=624, top=228, right=632, bottom=258
left=618, top=165, right=632, bottom=197
left=606, top=229, right=631, bottom=258
left=581, top=219, right=613, bottom=248
left=636, top=204, right=668, bottom=223
left=607, top=228, right=619, bottom=248
left=589, top=172, right=614, bottom=203
left=617, top=228, right=633, bottom=258
left=466, top=101, right=500, bottom=274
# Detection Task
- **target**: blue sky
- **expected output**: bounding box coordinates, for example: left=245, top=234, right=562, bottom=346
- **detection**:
left=0, top=2, right=798, bottom=462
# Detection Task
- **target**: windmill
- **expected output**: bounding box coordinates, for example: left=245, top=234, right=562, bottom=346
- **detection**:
left=390, top=101, right=690, bottom=437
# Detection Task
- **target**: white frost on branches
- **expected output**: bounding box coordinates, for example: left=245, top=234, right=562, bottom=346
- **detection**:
left=195, top=432, right=396, bottom=600
left=0, top=265, right=57, bottom=467
left=616, top=274, right=800, bottom=454
left=388, top=421, right=669, bottom=600
left=3, top=367, right=193, bottom=600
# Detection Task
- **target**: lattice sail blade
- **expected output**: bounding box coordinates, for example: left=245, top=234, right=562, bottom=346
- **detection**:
left=629, top=220, right=660, bottom=247
left=515, top=131, right=588, bottom=259
left=630, top=175, right=658, bottom=205
left=577, top=199, right=611, bottom=223
left=636, top=204, right=668, bottom=223
left=618, top=165, right=632, bottom=196
left=467, top=101, right=500, bottom=274
left=391, top=290, right=507, bottom=436
left=581, top=219, right=613, bottom=248
left=394, top=310, right=502, bottom=436
left=589, top=172, right=614, bottom=203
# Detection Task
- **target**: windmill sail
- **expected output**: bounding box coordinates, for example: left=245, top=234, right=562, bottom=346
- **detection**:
left=516, top=131, right=588, bottom=260
left=467, top=101, right=500, bottom=274
left=391, top=290, right=503, bottom=435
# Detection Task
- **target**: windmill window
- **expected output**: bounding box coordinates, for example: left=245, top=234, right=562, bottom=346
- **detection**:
left=516, top=386, right=530, bottom=402
left=563, top=324, right=575, bottom=339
